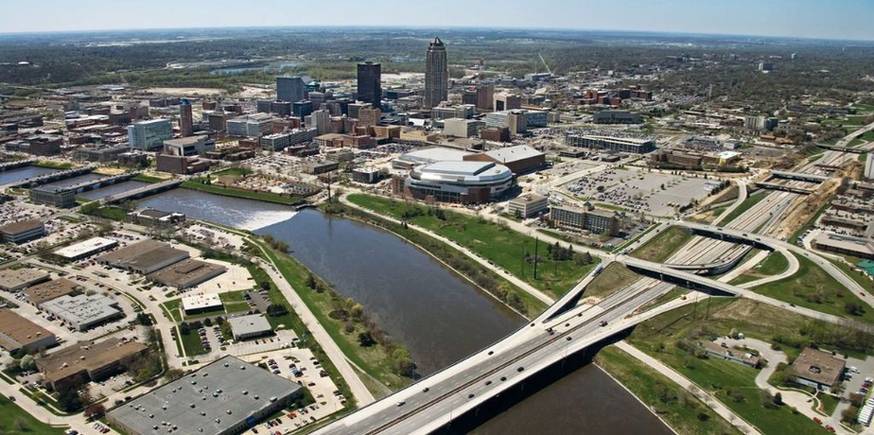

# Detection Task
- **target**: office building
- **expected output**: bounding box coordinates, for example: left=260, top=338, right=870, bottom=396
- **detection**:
left=0, top=309, right=57, bottom=353
left=179, top=99, right=194, bottom=137
left=0, top=219, right=45, bottom=244
left=476, top=84, right=495, bottom=111
left=549, top=206, right=620, bottom=236
left=508, top=194, right=548, bottom=218
left=432, top=104, right=475, bottom=121
left=293, top=101, right=314, bottom=119
left=443, top=118, right=484, bottom=138
left=181, top=293, right=223, bottom=315
left=357, top=106, right=381, bottom=127
left=357, top=62, right=382, bottom=107
left=163, top=135, right=214, bottom=156
left=277, top=76, right=305, bottom=103
left=228, top=314, right=274, bottom=341
left=484, top=110, right=528, bottom=136
left=565, top=134, right=657, bottom=154
left=226, top=113, right=274, bottom=138
left=352, top=167, right=383, bottom=184
left=481, top=127, right=511, bottom=142
left=424, top=37, right=449, bottom=108
left=493, top=93, right=522, bottom=111
left=127, top=119, right=172, bottom=150
left=404, top=161, right=514, bottom=204
left=107, top=356, right=303, bottom=435
left=29, top=185, right=76, bottom=208
left=260, top=128, right=317, bottom=151
left=593, top=110, right=643, bottom=124
left=790, top=348, right=845, bottom=392
left=42, top=294, right=124, bottom=331
left=308, top=109, right=331, bottom=134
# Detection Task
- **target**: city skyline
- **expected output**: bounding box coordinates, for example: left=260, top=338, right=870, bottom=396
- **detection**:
left=2, top=0, right=874, bottom=41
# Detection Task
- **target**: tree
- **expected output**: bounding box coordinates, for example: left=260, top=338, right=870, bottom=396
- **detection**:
left=358, top=331, right=376, bottom=347
left=57, top=386, right=83, bottom=412
left=179, top=322, right=191, bottom=335
left=19, top=355, right=35, bottom=372
left=773, top=392, right=783, bottom=406
left=306, top=273, right=317, bottom=289
left=84, top=404, right=106, bottom=419
left=266, top=304, right=288, bottom=317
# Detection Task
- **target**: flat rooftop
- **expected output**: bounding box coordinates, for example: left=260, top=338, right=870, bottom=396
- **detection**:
left=148, top=259, right=227, bottom=289
left=37, top=338, right=147, bottom=385
left=0, top=218, right=44, bottom=235
left=485, top=145, right=544, bottom=163
left=25, top=278, right=81, bottom=306
left=54, top=237, right=118, bottom=259
left=41, top=294, right=121, bottom=327
left=98, top=239, right=189, bottom=272
left=228, top=314, right=272, bottom=337
left=0, top=268, right=50, bottom=291
left=181, top=293, right=222, bottom=312
left=108, top=355, right=302, bottom=435
left=399, top=147, right=473, bottom=164
left=791, top=347, right=846, bottom=386
left=0, top=309, right=55, bottom=351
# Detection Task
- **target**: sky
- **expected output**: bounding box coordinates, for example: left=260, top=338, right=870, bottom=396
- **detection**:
left=1, top=0, right=873, bottom=41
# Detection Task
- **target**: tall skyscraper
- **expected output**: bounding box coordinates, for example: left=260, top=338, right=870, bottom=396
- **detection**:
left=424, top=37, right=449, bottom=109
left=277, top=76, right=305, bottom=103
left=357, top=62, right=382, bottom=108
left=179, top=99, right=193, bottom=137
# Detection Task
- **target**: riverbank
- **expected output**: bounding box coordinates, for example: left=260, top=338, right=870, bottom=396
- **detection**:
left=324, top=199, right=547, bottom=318
left=345, top=194, right=598, bottom=299
left=182, top=178, right=305, bottom=206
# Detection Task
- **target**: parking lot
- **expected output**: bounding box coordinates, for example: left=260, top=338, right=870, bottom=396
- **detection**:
left=566, top=167, right=722, bottom=216
left=241, top=348, right=346, bottom=434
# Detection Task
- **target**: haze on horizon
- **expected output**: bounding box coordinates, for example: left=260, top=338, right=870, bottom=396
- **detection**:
left=2, top=0, right=873, bottom=42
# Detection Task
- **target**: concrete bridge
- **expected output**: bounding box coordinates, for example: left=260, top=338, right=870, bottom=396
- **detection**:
left=6, top=166, right=93, bottom=188
left=0, top=159, right=35, bottom=172
left=102, top=179, right=182, bottom=204
left=815, top=143, right=866, bottom=154
left=64, top=172, right=138, bottom=194
left=768, top=170, right=829, bottom=183
left=754, top=181, right=815, bottom=195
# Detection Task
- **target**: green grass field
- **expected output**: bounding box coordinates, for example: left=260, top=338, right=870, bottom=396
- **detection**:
left=630, top=226, right=694, bottom=263
left=584, top=263, right=641, bottom=299
left=718, top=191, right=767, bottom=227
left=730, top=251, right=789, bottom=285
left=595, top=346, right=740, bottom=435
left=348, top=194, right=599, bottom=298
left=219, top=290, right=249, bottom=314
left=182, top=179, right=303, bottom=206
left=750, top=254, right=874, bottom=324
left=628, top=300, right=834, bottom=434
left=0, top=395, right=66, bottom=434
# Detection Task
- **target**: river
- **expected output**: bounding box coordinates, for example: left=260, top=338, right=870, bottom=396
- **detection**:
left=132, top=187, right=669, bottom=434
left=0, top=165, right=58, bottom=185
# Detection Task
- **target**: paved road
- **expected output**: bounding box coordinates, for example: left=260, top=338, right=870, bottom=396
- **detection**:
left=711, top=180, right=749, bottom=226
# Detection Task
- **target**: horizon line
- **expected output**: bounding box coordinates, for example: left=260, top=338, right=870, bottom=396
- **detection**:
left=1, top=24, right=873, bottom=44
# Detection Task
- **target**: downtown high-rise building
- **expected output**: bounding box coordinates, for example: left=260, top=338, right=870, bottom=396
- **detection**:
left=179, top=99, right=193, bottom=137
left=356, top=62, right=382, bottom=108
left=277, top=76, right=305, bottom=103
left=424, top=37, right=448, bottom=109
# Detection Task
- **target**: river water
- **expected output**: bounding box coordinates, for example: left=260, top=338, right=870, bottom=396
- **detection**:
left=0, top=165, right=57, bottom=185
left=131, top=187, right=669, bottom=434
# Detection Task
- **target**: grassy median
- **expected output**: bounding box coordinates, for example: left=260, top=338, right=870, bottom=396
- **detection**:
left=347, top=194, right=599, bottom=299
left=630, top=226, right=694, bottom=263
left=730, top=251, right=790, bottom=285
left=0, top=395, right=66, bottom=434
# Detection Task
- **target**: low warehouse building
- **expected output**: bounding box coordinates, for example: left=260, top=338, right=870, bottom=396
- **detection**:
left=0, top=268, right=50, bottom=292
left=0, top=309, right=57, bottom=353
left=25, top=278, right=82, bottom=306
left=107, top=356, right=303, bottom=435
left=464, top=144, right=546, bottom=175
left=148, top=259, right=227, bottom=290
left=36, top=338, right=148, bottom=390
left=53, top=237, right=118, bottom=261
left=41, top=294, right=123, bottom=331
left=97, top=239, right=190, bottom=274
left=228, top=314, right=274, bottom=341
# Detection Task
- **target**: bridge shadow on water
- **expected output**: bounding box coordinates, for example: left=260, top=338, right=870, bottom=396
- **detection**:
left=433, top=327, right=636, bottom=435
